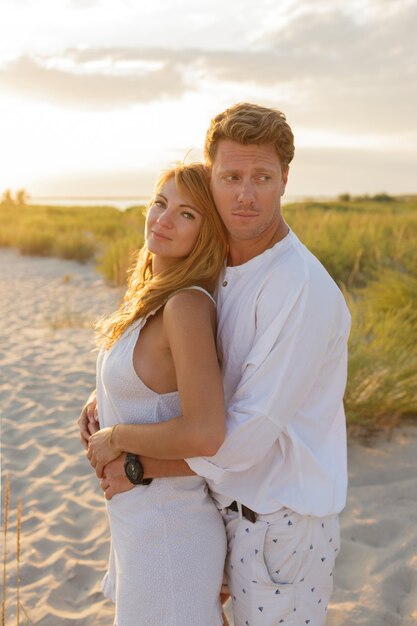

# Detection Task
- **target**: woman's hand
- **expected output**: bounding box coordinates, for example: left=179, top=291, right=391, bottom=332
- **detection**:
left=87, top=426, right=122, bottom=478
left=78, top=391, right=99, bottom=449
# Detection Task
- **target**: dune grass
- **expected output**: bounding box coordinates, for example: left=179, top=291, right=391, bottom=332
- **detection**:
left=0, top=202, right=146, bottom=278
left=284, top=197, right=417, bottom=429
left=0, top=196, right=416, bottom=429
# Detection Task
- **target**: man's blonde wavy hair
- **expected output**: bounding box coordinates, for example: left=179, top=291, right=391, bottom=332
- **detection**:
left=96, top=163, right=228, bottom=350
left=204, top=102, right=295, bottom=172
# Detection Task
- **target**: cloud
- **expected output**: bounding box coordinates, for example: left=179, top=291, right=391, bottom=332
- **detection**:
left=1, top=0, right=415, bottom=137
left=0, top=54, right=187, bottom=109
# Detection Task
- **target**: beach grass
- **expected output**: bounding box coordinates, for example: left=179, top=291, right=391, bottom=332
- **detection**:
left=1, top=195, right=416, bottom=429
left=1, top=476, right=9, bottom=626
left=284, top=197, right=417, bottom=429
left=97, top=234, right=144, bottom=286
left=1, top=477, right=34, bottom=626
left=0, top=202, right=146, bottom=279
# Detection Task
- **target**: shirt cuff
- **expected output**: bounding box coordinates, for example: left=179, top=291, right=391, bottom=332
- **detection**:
left=185, top=456, right=227, bottom=484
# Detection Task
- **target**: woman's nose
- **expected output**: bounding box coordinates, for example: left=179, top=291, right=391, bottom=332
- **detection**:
left=156, top=208, right=174, bottom=227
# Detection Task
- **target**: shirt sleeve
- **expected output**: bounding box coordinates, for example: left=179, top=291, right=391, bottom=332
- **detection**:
left=186, top=265, right=350, bottom=484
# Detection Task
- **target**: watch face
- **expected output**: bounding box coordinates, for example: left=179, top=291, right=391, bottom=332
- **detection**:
left=125, top=454, right=145, bottom=484
left=127, top=461, right=140, bottom=481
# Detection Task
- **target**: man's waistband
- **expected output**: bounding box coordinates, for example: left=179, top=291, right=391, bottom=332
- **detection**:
left=226, top=501, right=338, bottom=524
left=226, top=501, right=297, bottom=524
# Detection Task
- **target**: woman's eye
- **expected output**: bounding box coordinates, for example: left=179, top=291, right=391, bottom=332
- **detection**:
left=154, top=200, right=165, bottom=208
left=182, top=211, right=195, bottom=220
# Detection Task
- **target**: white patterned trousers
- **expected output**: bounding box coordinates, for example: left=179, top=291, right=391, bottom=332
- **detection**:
left=222, top=506, right=340, bottom=626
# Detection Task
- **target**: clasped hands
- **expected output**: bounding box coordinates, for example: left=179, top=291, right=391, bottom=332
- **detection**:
left=78, top=396, right=133, bottom=499
left=87, top=426, right=121, bottom=478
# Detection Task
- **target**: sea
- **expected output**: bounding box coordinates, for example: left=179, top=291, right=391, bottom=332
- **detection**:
left=28, top=197, right=150, bottom=211
left=28, top=194, right=329, bottom=211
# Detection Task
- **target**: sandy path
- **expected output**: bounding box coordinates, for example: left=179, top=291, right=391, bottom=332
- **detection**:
left=1, top=248, right=416, bottom=625
left=1, top=248, right=121, bottom=625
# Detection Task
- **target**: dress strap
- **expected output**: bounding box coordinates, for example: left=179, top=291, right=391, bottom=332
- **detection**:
left=169, top=286, right=216, bottom=306
left=132, top=286, right=216, bottom=333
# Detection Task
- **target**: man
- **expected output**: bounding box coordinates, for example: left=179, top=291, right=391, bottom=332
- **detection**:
left=79, top=103, right=351, bottom=626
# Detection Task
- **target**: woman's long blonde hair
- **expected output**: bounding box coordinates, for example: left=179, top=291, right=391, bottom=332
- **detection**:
left=96, top=163, right=228, bottom=349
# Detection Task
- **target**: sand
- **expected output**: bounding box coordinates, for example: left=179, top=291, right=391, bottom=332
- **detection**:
left=1, top=248, right=416, bottom=626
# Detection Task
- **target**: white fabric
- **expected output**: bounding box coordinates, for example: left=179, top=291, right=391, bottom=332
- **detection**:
left=187, top=230, right=351, bottom=517
left=169, top=284, right=216, bottom=306
left=222, top=507, right=340, bottom=626
left=96, top=287, right=226, bottom=626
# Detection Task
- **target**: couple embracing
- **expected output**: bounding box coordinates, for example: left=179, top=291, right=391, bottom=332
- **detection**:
left=78, top=102, right=351, bottom=626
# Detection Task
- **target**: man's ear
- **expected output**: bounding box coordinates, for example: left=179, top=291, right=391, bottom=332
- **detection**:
left=281, top=168, right=289, bottom=194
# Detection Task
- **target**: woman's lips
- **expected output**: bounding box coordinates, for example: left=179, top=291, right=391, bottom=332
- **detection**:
left=151, top=230, right=172, bottom=240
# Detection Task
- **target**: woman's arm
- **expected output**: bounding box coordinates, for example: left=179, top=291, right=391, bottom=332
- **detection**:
left=87, top=291, right=226, bottom=476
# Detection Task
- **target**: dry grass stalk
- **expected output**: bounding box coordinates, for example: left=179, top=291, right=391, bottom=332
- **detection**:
left=2, top=475, right=10, bottom=626
left=20, top=604, right=35, bottom=626
left=16, top=498, right=21, bottom=626
left=18, top=603, right=34, bottom=626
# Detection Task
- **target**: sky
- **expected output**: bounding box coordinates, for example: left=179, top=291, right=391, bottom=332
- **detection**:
left=0, top=0, right=416, bottom=199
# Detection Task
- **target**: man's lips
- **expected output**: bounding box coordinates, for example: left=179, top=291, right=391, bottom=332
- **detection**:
left=232, top=212, right=259, bottom=219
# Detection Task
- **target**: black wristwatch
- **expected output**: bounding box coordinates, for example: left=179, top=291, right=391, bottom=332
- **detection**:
left=124, top=453, right=153, bottom=485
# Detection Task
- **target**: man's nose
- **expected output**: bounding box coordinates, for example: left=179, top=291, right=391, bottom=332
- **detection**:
left=237, top=181, right=255, bottom=205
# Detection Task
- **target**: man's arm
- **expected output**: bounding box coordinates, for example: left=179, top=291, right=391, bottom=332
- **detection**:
left=187, top=274, right=351, bottom=484
left=100, top=455, right=195, bottom=500
left=77, top=394, right=194, bottom=499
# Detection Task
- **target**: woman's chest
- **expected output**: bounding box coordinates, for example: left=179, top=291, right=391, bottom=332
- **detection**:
left=132, top=312, right=177, bottom=394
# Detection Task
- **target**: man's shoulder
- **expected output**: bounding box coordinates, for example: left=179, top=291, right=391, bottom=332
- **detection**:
left=255, top=232, right=346, bottom=308
left=254, top=232, right=310, bottom=289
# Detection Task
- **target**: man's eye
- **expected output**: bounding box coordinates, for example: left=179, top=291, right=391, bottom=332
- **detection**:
left=257, top=175, right=271, bottom=182
left=224, top=175, right=238, bottom=182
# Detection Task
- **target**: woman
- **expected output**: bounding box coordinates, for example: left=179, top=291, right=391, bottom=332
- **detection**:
left=88, top=163, right=228, bottom=626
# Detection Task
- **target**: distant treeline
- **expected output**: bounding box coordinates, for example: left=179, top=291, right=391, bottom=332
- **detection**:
left=1, top=188, right=29, bottom=206
left=338, top=192, right=397, bottom=202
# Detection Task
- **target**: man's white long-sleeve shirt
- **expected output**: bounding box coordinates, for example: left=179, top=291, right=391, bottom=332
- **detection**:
left=187, top=230, right=351, bottom=517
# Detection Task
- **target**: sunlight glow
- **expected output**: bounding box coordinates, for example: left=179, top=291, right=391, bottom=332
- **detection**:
left=0, top=0, right=415, bottom=196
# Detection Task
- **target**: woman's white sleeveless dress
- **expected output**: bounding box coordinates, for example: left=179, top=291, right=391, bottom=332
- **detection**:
left=96, top=287, right=227, bottom=626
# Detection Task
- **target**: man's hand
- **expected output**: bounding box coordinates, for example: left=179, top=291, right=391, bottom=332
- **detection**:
left=78, top=392, right=99, bottom=449
left=87, top=427, right=122, bottom=478
left=100, top=455, right=133, bottom=500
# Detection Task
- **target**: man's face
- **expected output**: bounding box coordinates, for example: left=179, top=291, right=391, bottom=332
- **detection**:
left=210, top=140, right=288, bottom=242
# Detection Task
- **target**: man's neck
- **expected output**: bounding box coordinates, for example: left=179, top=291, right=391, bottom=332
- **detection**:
left=227, top=218, right=289, bottom=267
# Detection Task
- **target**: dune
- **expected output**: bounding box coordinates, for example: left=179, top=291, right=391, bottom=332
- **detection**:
left=1, top=248, right=416, bottom=625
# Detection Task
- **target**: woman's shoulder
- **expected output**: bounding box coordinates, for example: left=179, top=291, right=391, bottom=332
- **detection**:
left=163, top=287, right=216, bottom=330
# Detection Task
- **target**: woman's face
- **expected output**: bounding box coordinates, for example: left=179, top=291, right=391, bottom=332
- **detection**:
left=146, top=177, right=203, bottom=268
